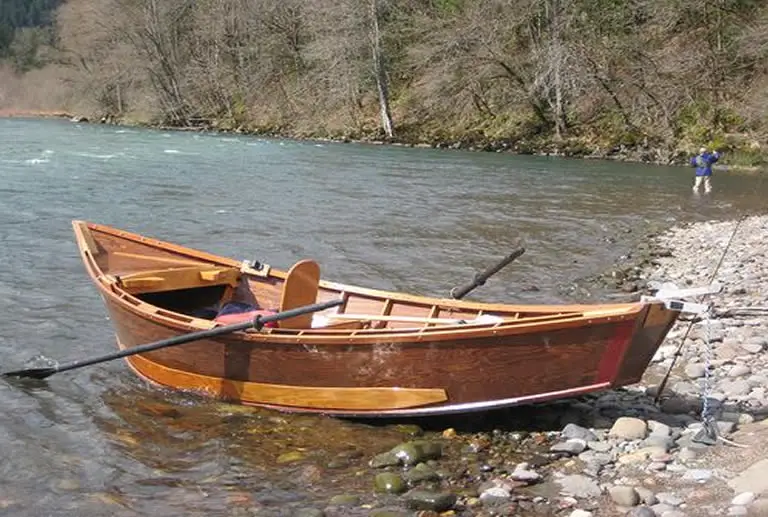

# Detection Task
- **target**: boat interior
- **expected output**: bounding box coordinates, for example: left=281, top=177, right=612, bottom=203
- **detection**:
left=109, top=258, right=643, bottom=334
left=77, top=221, right=643, bottom=334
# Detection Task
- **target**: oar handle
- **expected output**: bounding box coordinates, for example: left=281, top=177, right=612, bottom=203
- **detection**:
left=450, top=247, right=525, bottom=299
left=4, top=298, right=343, bottom=379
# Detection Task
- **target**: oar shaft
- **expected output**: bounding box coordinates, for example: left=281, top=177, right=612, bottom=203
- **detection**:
left=451, top=247, right=525, bottom=299
left=54, top=319, right=255, bottom=375
left=7, top=298, right=343, bottom=379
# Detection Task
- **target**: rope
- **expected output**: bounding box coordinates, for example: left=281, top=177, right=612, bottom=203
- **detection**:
left=654, top=215, right=746, bottom=403
left=719, top=436, right=749, bottom=448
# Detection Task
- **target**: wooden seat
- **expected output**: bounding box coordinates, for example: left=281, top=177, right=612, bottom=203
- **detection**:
left=278, top=259, right=321, bottom=328
left=116, top=265, right=240, bottom=294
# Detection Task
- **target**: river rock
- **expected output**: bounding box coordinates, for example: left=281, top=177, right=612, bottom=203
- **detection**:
left=685, top=363, right=706, bottom=379
left=728, top=459, right=768, bottom=495
left=328, top=494, right=359, bottom=506
left=682, top=469, right=713, bottom=482
left=510, top=467, right=541, bottom=483
left=608, top=485, right=640, bottom=506
left=390, top=441, right=442, bottom=466
left=374, top=473, right=406, bottom=494
left=403, top=463, right=440, bottom=484
left=551, top=439, right=587, bottom=455
left=609, top=417, right=648, bottom=440
left=587, top=440, right=612, bottom=453
left=479, top=486, right=511, bottom=504
left=731, top=492, right=755, bottom=506
left=740, top=342, right=763, bottom=354
left=729, top=365, right=752, bottom=378
left=651, top=503, right=675, bottom=515
left=556, top=474, right=602, bottom=498
left=402, top=490, right=456, bottom=512
left=656, top=492, right=684, bottom=506
left=562, top=423, right=598, bottom=441
left=369, top=452, right=400, bottom=468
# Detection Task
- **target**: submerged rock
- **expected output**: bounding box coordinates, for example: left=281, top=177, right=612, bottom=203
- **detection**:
left=389, top=441, right=443, bottom=466
left=374, top=472, right=406, bottom=494
left=402, top=490, right=457, bottom=512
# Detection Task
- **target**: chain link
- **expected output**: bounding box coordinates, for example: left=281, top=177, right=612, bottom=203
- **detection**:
left=693, top=306, right=720, bottom=445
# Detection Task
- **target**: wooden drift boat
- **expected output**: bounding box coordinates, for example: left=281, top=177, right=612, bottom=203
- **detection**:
left=72, top=221, right=681, bottom=417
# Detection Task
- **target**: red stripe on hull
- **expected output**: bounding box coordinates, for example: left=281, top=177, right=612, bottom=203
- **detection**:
left=596, top=319, right=637, bottom=383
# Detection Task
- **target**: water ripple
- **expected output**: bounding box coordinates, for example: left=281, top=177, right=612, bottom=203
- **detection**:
left=0, top=117, right=767, bottom=515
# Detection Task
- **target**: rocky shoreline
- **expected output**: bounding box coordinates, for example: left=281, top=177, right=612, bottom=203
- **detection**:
left=286, top=215, right=768, bottom=517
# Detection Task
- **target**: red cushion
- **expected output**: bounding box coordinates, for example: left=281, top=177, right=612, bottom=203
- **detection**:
left=214, top=309, right=278, bottom=327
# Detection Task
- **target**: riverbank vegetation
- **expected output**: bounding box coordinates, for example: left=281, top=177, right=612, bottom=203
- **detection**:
left=2, top=0, right=768, bottom=165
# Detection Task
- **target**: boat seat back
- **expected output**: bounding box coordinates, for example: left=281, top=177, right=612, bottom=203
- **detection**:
left=279, top=259, right=321, bottom=328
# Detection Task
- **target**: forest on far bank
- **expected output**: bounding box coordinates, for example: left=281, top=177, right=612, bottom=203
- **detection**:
left=2, top=0, right=768, bottom=166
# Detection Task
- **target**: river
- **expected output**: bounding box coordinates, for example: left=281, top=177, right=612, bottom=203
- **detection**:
left=0, top=118, right=765, bottom=516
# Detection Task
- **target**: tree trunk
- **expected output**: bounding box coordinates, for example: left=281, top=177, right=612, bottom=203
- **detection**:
left=549, top=0, right=566, bottom=139
left=370, top=0, right=393, bottom=138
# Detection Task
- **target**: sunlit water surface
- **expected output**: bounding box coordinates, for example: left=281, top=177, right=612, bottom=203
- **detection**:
left=1, top=118, right=766, bottom=516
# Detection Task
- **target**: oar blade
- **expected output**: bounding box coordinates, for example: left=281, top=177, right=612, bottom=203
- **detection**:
left=3, top=367, right=58, bottom=380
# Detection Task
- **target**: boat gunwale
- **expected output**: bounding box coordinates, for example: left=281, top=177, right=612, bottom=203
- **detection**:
left=73, top=220, right=655, bottom=344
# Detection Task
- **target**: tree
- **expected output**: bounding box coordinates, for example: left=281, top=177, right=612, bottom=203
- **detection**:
left=370, top=0, right=394, bottom=137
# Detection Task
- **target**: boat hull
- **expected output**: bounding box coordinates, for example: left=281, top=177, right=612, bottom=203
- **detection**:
left=100, top=287, right=675, bottom=417
left=74, top=220, right=680, bottom=417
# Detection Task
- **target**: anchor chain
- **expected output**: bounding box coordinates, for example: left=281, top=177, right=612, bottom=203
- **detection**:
left=693, top=307, right=720, bottom=445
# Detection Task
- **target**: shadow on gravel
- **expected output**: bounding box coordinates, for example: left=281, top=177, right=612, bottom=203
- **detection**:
left=353, top=386, right=767, bottom=436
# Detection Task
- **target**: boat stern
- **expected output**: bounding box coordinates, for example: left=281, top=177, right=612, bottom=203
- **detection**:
left=611, top=302, right=680, bottom=386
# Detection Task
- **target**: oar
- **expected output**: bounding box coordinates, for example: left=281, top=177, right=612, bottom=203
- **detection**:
left=449, top=246, right=526, bottom=299
left=3, top=298, right=343, bottom=380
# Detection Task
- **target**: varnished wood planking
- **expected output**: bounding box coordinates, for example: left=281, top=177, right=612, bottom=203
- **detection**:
left=279, top=259, right=321, bottom=328
left=73, top=220, right=102, bottom=256
left=125, top=353, right=448, bottom=410
left=118, top=265, right=239, bottom=293
left=614, top=305, right=680, bottom=385
left=104, top=294, right=618, bottom=404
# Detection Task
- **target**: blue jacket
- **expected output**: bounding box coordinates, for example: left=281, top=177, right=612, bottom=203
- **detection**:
left=690, top=151, right=720, bottom=176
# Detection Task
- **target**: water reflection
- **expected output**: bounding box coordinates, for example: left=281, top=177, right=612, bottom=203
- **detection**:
left=90, top=384, right=416, bottom=515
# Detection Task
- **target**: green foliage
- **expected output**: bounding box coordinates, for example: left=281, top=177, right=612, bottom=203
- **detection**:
left=0, top=23, right=13, bottom=56
left=675, top=102, right=716, bottom=142
left=0, top=0, right=62, bottom=29
left=723, top=147, right=767, bottom=167
left=9, top=26, right=52, bottom=72
left=574, top=0, right=638, bottom=36
left=431, top=0, right=463, bottom=15
left=9, top=0, right=768, bottom=167
left=0, top=0, right=61, bottom=70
